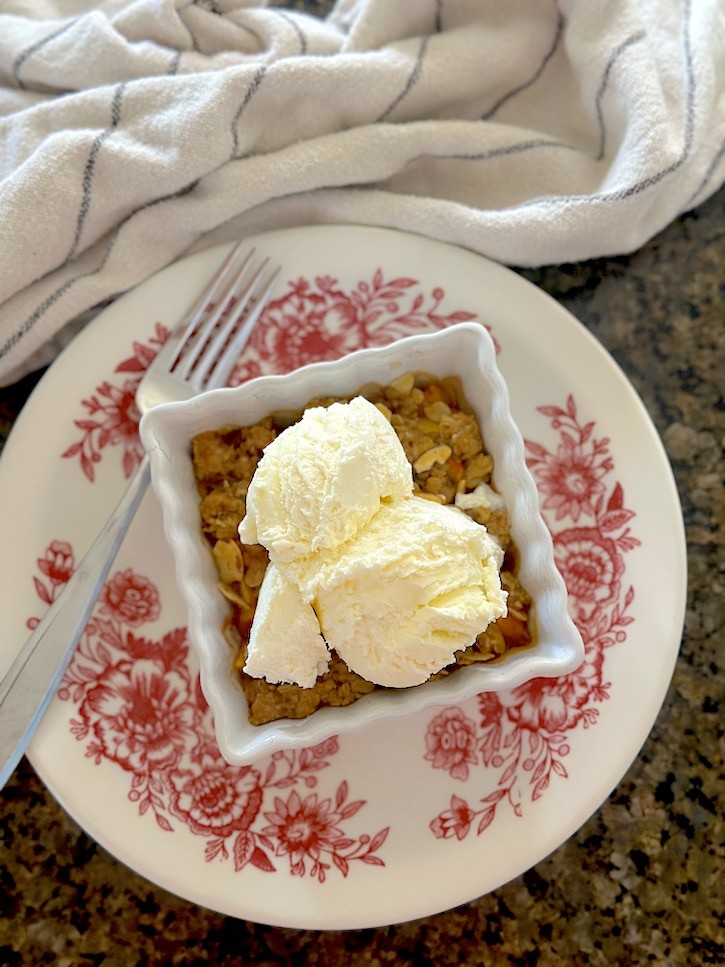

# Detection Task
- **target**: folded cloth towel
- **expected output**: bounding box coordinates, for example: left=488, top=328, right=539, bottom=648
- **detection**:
left=0, top=0, right=722, bottom=385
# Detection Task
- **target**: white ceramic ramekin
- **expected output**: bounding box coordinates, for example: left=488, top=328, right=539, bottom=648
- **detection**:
left=140, top=323, right=584, bottom=765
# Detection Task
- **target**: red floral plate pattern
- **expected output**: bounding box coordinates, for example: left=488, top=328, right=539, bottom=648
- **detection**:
left=0, top=226, right=685, bottom=929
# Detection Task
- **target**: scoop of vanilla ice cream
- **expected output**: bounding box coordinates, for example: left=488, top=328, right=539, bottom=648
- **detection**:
left=296, top=496, right=507, bottom=688
left=243, top=563, right=330, bottom=688
left=238, top=396, right=413, bottom=565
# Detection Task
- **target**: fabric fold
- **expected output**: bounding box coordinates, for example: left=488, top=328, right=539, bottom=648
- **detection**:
left=0, top=0, right=722, bottom=384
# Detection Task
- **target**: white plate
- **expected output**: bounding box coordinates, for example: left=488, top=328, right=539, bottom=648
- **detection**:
left=0, top=226, right=686, bottom=929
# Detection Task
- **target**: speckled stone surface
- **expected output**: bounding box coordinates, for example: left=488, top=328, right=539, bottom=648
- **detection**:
left=0, top=122, right=722, bottom=967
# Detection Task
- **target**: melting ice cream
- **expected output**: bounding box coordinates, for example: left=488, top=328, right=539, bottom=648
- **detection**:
left=238, top=396, right=507, bottom=689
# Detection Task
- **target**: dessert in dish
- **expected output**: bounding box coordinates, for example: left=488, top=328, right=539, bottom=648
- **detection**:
left=191, top=372, right=534, bottom=725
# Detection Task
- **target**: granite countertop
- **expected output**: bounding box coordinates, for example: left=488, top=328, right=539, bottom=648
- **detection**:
left=1, top=182, right=722, bottom=962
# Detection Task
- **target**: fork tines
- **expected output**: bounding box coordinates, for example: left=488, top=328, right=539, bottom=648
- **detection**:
left=171, top=244, right=279, bottom=389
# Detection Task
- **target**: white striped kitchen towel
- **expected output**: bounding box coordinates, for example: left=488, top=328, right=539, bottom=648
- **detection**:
left=0, top=0, right=723, bottom=384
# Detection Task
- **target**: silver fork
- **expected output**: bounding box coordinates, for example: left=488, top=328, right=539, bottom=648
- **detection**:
left=0, top=244, right=279, bottom=790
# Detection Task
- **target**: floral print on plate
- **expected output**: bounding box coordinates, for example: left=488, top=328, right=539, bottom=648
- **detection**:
left=32, top=271, right=638, bottom=877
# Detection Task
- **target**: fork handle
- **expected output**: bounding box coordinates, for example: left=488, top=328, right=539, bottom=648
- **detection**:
left=0, top=456, right=152, bottom=790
